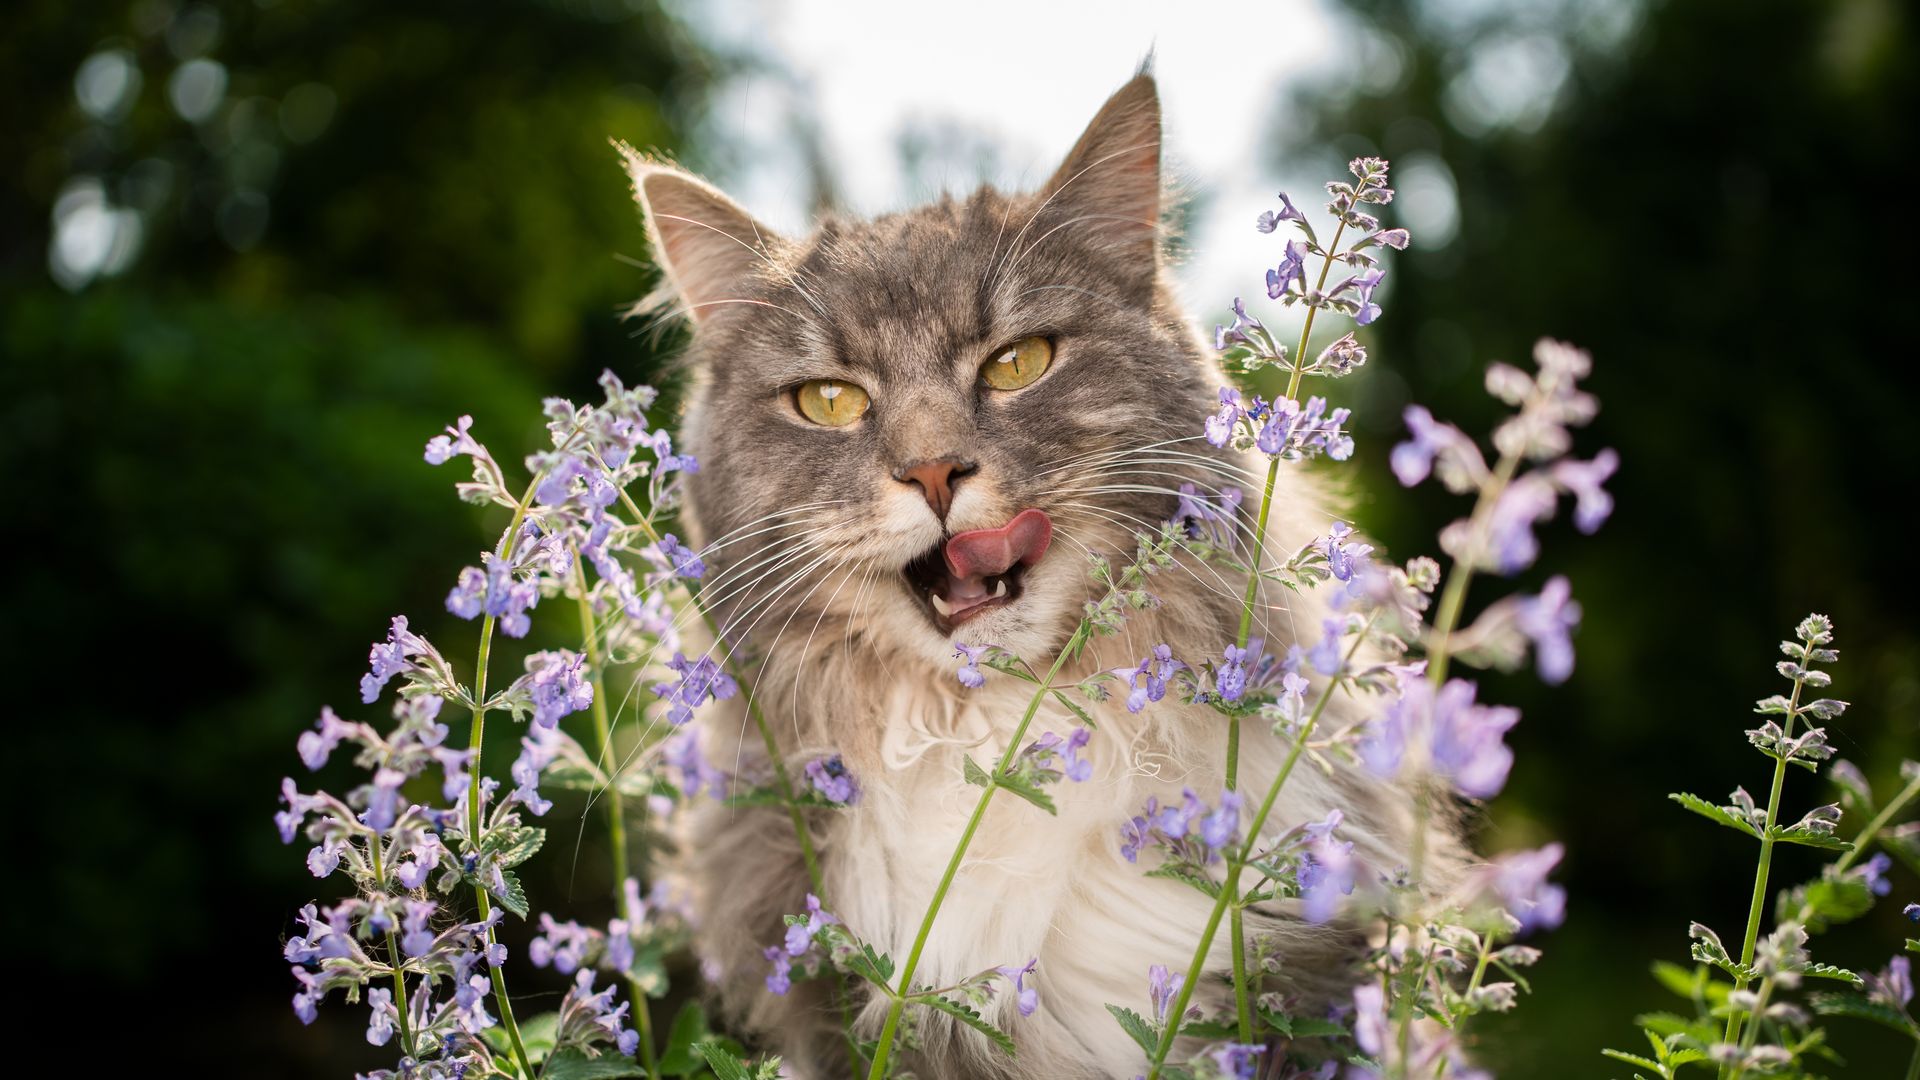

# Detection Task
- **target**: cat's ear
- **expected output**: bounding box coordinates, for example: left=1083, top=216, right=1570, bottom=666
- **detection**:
left=1037, top=72, right=1164, bottom=274
left=616, top=143, right=782, bottom=325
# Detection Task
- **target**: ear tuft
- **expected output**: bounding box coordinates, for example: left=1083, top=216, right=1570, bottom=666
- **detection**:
left=615, top=140, right=781, bottom=326
left=1037, top=74, right=1163, bottom=269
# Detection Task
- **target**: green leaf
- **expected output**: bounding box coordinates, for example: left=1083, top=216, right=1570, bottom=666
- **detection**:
left=917, top=995, right=1016, bottom=1056
left=658, top=1001, right=709, bottom=1075
left=842, top=942, right=896, bottom=988
left=1809, top=990, right=1916, bottom=1033
left=962, top=755, right=993, bottom=789
left=482, top=825, right=546, bottom=870
left=488, top=1010, right=557, bottom=1063
left=695, top=1042, right=755, bottom=1080
left=1688, top=923, right=1756, bottom=982
left=542, top=1048, right=647, bottom=1080
left=1779, top=875, right=1874, bottom=932
left=994, top=771, right=1059, bottom=815
left=1177, top=1019, right=1238, bottom=1040
left=1668, top=793, right=1759, bottom=838
left=492, top=869, right=530, bottom=918
left=1801, top=961, right=1861, bottom=986
left=1768, top=824, right=1851, bottom=850
left=1106, top=1004, right=1158, bottom=1054
left=1051, top=689, right=1098, bottom=730
left=1649, top=961, right=1706, bottom=1001
left=1601, top=1049, right=1663, bottom=1071
left=1144, top=863, right=1224, bottom=899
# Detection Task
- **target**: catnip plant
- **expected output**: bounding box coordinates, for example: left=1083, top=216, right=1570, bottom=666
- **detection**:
left=274, top=150, right=1911, bottom=1080
left=1601, top=615, right=1920, bottom=1078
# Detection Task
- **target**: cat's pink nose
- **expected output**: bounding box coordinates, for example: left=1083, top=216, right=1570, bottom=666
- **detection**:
left=896, top=457, right=976, bottom=520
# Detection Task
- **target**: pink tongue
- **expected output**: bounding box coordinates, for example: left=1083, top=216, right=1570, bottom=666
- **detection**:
left=944, top=509, right=1053, bottom=582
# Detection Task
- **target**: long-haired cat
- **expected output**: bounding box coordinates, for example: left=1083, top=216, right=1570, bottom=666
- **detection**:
left=619, top=71, right=1445, bottom=1079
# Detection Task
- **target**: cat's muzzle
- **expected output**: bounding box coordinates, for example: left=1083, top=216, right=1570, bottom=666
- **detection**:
left=901, top=508, right=1053, bottom=630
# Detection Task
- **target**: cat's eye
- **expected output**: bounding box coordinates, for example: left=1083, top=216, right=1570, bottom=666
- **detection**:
left=794, top=379, right=871, bottom=427
left=980, top=336, right=1053, bottom=391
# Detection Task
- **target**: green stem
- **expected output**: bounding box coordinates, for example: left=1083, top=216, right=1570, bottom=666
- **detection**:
left=369, top=838, right=413, bottom=1052
left=615, top=488, right=825, bottom=897
left=1906, top=1039, right=1920, bottom=1080
left=865, top=625, right=1089, bottom=1080
left=1144, top=621, right=1374, bottom=1080
left=1826, top=771, right=1920, bottom=880
left=571, top=555, right=662, bottom=1079
left=1230, top=906, right=1252, bottom=1041
left=1718, top=657, right=1808, bottom=1069
left=1216, top=216, right=1354, bottom=1052
left=1424, top=449, right=1521, bottom=686
left=1462, top=931, right=1495, bottom=1002
left=469, top=611, right=536, bottom=1079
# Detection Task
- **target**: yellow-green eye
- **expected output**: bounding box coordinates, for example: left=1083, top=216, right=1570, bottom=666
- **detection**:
left=981, top=336, right=1053, bottom=391
left=794, top=379, right=870, bottom=426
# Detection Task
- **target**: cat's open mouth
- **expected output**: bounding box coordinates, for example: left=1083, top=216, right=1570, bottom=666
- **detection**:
left=901, top=509, right=1053, bottom=630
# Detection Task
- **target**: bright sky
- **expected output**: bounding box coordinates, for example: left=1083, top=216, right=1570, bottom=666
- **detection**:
left=669, top=0, right=1395, bottom=329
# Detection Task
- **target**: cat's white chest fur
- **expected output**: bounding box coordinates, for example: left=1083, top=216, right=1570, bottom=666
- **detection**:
left=818, top=673, right=1284, bottom=1077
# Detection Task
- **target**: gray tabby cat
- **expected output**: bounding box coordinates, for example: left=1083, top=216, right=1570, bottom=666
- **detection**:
left=619, top=73, right=1442, bottom=1080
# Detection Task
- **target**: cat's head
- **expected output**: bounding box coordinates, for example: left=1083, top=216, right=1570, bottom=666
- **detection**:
left=622, top=74, right=1232, bottom=667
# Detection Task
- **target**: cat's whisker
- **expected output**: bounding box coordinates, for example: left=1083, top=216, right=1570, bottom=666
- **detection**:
left=1051, top=501, right=1255, bottom=613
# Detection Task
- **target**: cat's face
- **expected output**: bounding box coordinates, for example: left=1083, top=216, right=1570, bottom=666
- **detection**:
left=626, top=75, right=1227, bottom=666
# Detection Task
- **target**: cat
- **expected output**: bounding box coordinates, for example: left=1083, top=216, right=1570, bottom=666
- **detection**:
left=618, top=71, right=1447, bottom=1079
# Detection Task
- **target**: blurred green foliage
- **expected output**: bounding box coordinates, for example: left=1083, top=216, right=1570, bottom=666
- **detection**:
left=2, top=0, right=711, bottom=1072
left=4, top=0, right=1916, bottom=1075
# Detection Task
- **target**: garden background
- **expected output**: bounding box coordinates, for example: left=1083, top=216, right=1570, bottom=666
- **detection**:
left=4, top=0, right=1915, bottom=1074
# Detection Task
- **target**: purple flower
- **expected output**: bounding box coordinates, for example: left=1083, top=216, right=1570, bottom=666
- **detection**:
left=1214, top=298, right=1267, bottom=353
left=1514, top=576, right=1581, bottom=685
left=511, top=723, right=564, bottom=816
left=1199, top=790, right=1243, bottom=851
left=997, top=957, right=1040, bottom=1017
left=1116, top=644, right=1186, bottom=712
left=1306, top=619, right=1345, bottom=676
left=1390, top=405, right=1486, bottom=491
left=651, top=533, right=706, bottom=580
left=360, top=616, right=431, bottom=704
left=1173, top=483, right=1243, bottom=548
left=1865, top=955, right=1913, bottom=1009
left=526, top=649, right=593, bottom=729
left=663, top=729, right=729, bottom=799
left=953, top=642, right=990, bottom=688
left=784, top=893, right=840, bottom=958
left=1323, top=521, right=1372, bottom=583
left=1348, top=268, right=1386, bottom=325
left=1217, top=642, right=1259, bottom=703
left=1365, top=228, right=1410, bottom=250
left=804, top=755, right=860, bottom=805
left=1255, top=396, right=1353, bottom=461
left=276, top=776, right=318, bottom=843
left=1351, top=983, right=1388, bottom=1056
left=400, top=899, right=437, bottom=957
left=1906, top=902, right=1919, bottom=921
left=530, top=913, right=595, bottom=974
left=297, top=707, right=358, bottom=771
left=653, top=652, right=739, bottom=726
left=1255, top=192, right=1305, bottom=233
left=1206, top=386, right=1244, bottom=448
left=1486, top=843, right=1567, bottom=933
left=1860, top=852, right=1893, bottom=897
left=1207, top=1043, right=1265, bottom=1080
left=291, top=967, right=321, bottom=1024
left=1361, top=678, right=1519, bottom=799
left=1266, top=240, right=1309, bottom=299
left=363, top=765, right=405, bottom=833
left=366, top=987, right=395, bottom=1046
left=1297, top=810, right=1357, bottom=923
left=1314, top=332, right=1368, bottom=376
left=1551, top=449, right=1619, bottom=533
left=1148, top=964, right=1183, bottom=1024
left=424, top=415, right=480, bottom=465
left=446, top=560, right=539, bottom=638
left=764, top=945, right=793, bottom=995
left=1061, top=727, right=1093, bottom=782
